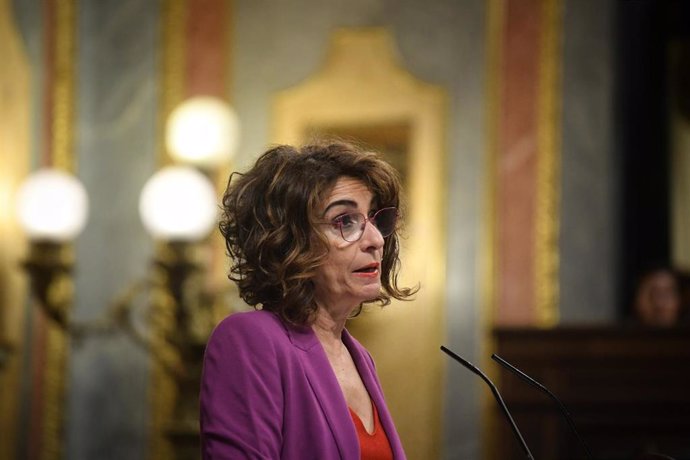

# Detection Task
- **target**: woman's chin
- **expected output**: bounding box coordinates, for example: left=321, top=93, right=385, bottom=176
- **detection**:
left=358, top=283, right=382, bottom=302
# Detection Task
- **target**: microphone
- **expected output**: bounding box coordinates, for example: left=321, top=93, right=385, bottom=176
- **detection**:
left=491, top=353, right=595, bottom=460
left=440, top=346, right=534, bottom=460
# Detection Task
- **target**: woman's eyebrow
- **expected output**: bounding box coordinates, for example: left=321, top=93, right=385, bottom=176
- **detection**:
left=323, top=199, right=358, bottom=215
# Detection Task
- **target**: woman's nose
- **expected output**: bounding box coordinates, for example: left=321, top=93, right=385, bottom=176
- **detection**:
left=360, top=219, right=385, bottom=249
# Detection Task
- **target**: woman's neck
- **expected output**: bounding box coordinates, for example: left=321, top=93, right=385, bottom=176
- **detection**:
left=312, top=306, right=349, bottom=346
left=312, top=307, right=355, bottom=365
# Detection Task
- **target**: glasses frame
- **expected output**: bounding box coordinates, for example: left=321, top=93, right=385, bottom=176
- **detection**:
left=318, top=206, right=399, bottom=243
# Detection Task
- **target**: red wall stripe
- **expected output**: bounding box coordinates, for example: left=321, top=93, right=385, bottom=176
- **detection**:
left=496, top=0, right=543, bottom=325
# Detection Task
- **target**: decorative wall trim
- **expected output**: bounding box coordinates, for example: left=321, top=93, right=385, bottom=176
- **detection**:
left=157, top=0, right=187, bottom=167
left=51, top=0, right=77, bottom=172
left=484, top=0, right=563, bottom=456
left=150, top=2, right=188, bottom=457
left=482, top=1, right=504, bottom=457
left=40, top=325, right=68, bottom=460
left=489, top=0, right=563, bottom=327
left=0, top=0, right=31, bottom=458
left=37, top=1, right=78, bottom=459
left=534, top=0, right=562, bottom=327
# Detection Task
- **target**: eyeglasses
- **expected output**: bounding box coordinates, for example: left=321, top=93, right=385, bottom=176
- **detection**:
left=321, top=207, right=399, bottom=242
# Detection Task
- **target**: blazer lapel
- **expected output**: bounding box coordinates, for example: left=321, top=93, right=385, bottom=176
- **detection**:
left=343, top=330, right=407, bottom=459
left=286, top=324, right=360, bottom=459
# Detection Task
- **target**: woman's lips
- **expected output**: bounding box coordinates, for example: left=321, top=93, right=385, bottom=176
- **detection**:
left=352, top=263, right=380, bottom=277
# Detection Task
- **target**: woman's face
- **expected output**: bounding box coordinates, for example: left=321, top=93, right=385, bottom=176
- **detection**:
left=634, top=270, right=680, bottom=327
left=312, top=177, right=385, bottom=313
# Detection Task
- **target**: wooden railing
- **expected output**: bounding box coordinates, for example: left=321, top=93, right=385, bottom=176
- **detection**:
left=492, top=325, right=690, bottom=460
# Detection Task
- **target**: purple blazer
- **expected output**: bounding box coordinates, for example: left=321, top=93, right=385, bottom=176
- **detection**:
left=200, top=310, right=406, bottom=459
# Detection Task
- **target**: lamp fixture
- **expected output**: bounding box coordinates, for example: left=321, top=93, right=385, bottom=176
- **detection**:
left=165, top=96, right=240, bottom=168
left=13, top=97, right=240, bottom=460
left=15, top=168, right=88, bottom=327
left=139, top=165, right=219, bottom=242
left=15, top=168, right=88, bottom=242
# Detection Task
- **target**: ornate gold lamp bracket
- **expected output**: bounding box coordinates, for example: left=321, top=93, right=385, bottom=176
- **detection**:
left=22, top=242, right=75, bottom=328
left=15, top=168, right=88, bottom=330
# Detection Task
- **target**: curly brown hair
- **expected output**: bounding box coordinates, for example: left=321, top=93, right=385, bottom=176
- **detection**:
left=219, top=140, right=416, bottom=326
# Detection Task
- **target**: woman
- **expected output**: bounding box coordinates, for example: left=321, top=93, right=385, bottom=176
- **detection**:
left=633, top=266, right=682, bottom=327
left=200, top=141, right=415, bottom=459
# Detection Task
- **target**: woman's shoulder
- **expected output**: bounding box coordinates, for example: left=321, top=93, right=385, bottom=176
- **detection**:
left=207, top=309, right=316, bottom=357
left=212, top=309, right=285, bottom=339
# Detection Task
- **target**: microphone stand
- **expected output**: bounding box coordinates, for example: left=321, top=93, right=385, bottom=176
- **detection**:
left=441, top=346, right=535, bottom=460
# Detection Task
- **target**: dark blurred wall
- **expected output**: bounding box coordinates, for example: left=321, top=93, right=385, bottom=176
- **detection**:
left=615, top=0, right=690, bottom=317
left=616, top=0, right=671, bottom=316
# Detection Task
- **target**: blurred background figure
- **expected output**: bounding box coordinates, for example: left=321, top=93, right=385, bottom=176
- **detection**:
left=633, top=266, right=683, bottom=327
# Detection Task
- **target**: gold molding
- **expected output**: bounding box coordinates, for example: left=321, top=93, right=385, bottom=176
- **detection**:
left=0, top=0, right=31, bottom=457
left=157, top=0, right=187, bottom=167
left=148, top=278, right=178, bottom=460
left=273, top=27, right=446, bottom=460
left=482, top=1, right=505, bottom=458
left=52, top=0, right=77, bottom=172
left=150, top=1, right=188, bottom=459
left=211, top=0, right=235, bottom=289
left=41, top=323, right=69, bottom=460
left=41, top=1, right=78, bottom=459
left=534, top=0, right=563, bottom=327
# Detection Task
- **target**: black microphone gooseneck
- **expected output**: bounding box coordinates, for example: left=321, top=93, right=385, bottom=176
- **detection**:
left=440, top=346, right=535, bottom=460
left=491, top=353, right=595, bottom=460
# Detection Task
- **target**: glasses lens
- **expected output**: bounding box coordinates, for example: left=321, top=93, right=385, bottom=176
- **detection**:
left=339, top=213, right=365, bottom=242
left=373, top=207, right=398, bottom=237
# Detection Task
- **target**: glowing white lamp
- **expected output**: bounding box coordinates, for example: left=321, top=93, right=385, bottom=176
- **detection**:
left=16, top=169, right=89, bottom=242
left=139, top=166, right=218, bottom=241
left=166, top=96, right=240, bottom=168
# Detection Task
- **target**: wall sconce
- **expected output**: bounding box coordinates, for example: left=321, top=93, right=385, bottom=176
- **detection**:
left=166, top=95, right=240, bottom=169
left=137, top=164, right=220, bottom=358
left=15, top=168, right=89, bottom=328
left=15, top=165, right=219, bottom=458
left=13, top=96, right=239, bottom=459
left=138, top=165, right=221, bottom=457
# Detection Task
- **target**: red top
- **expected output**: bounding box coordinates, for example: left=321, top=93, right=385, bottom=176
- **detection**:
left=348, top=402, right=394, bottom=460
